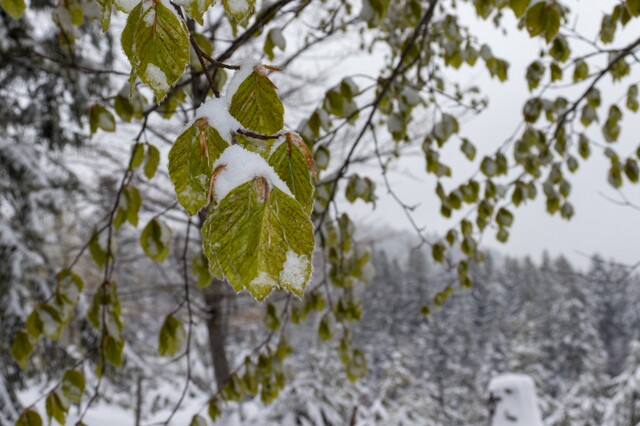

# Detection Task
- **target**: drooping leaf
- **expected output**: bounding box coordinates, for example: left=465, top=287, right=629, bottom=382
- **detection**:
left=184, top=0, right=214, bottom=25
left=144, top=144, right=161, bottom=179
left=140, top=218, right=172, bottom=262
left=16, top=409, right=43, bottom=426
left=61, top=370, right=85, bottom=403
left=202, top=178, right=314, bottom=300
left=89, top=104, right=116, bottom=135
left=122, top=0, right=190, bottom=101
left=222, top=0, right=256, bottom=21
left=268, top=133, right=315, bottom=214
left=0, top=0, right=26, bottom=19
left=11, top=330, right=34, bottom=370
left=229, top=66, right=284, bottom=135
left=158, top=314, right=186, bottom=357
left=169, top=118, right=228, bottom=215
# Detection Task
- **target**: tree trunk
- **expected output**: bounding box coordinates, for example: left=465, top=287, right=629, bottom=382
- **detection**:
left=203, top=283, right=231, bottom=388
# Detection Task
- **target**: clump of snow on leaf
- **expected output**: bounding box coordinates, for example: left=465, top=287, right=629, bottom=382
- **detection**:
left=212, top=145, right=292, bottom=203
left=145, top=64, right=169, bottom=92
left=224, top=58, right=260, bottom=102
left=194, top=98, right=241, bottom=143
left=280, top=250, right=310, bottom=294
left=250, top=272, right=278, bottom=293
left=225, top=0, right=250, bottom=16
left=488, top=373, right=543, bottom=426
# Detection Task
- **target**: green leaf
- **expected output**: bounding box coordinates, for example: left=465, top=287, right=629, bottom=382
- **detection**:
left=184, top=0, right=214, bottom=24
left=600, top=14, right=617, bottom=44
left=525, top=1, right=561, bottom=43
left=45, top=390, right=68, bottom=425
left=144, top=144, right=160, bottom=179
left=627, top=0, right=640, bottom=16
left=190, top=414, right=208, bottom=426
left=0, top=0, right=26, bottom=19
left=89, top=105, right=116, bottom=135
left=264, top=303, right=280, bottom=331
left=573, top=59, right=589, bottom=82
left=627, top=84, right=639, bottom=112
left=264, top=28, right=286, bottom=60
left=169, top=118, right=228, bottom=215
left=222, top=0, right=255, bottom=21
left=433, top=113, right=459, bottom=144
left=11, top=330, right=34, bottom=370
left=61, top=370, right=85, bottom=403
left=16, top=409, right=43, bottom=426
left=625, top=158, right=639, bottom=183
left=268, top=133, right=315, bottom=214
left=318, top=312, right=334, bottom=341
left=550, top=62, right=562, bottom=82
left=549, top=35, right=570, bottom=62
left=131, top=144, right=145, bottom=168
left=525, top=61, right=545, bottom=91
left=193, top=252, right=213, bottom=288
left=158, top=314, right=186, bottom=357
left=141, top=219, right=172, bottom=262
left=580, top=105, right=598, bottom=127
left=97, top=0, right=112, bottom=31
left=229, top=66, right=284, bottom=135
left=208, top=398, right=220, bottom=421
left=509, top=0, right=529, bottom=18
left=88, top=230, right=109, bottom=268
left=460, top=138, right=476, bottom=161
left=122, top=0, right=190, bottom=101
left=104, top=334, right=125, bottom=367
left=202, top=178, right=314, bottom=300
left=56, top=269, right=84, bottom=305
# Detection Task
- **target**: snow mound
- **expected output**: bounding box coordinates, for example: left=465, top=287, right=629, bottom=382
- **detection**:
left=488, top=373, right=543, bottom=426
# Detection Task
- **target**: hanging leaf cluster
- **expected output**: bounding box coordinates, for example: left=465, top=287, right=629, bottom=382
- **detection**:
left=168, top=63, right=316, bottom=301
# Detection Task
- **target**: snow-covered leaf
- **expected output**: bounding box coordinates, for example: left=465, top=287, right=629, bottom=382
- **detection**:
left=169, top=118, right=228, bottom=215
left=202, top=177, right=314, bottom=300
left=140, top=218, right=172, bottom=262
left=122, top=0, right=190, bottom=101
left=268, top=132, right=315, bottom=214
left=229, top=66, right=284, bottom=135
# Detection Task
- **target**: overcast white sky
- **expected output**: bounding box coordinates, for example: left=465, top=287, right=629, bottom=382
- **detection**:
left=327, top=0, right=640, bottom=268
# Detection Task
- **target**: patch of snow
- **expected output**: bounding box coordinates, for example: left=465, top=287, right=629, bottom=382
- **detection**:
left=211, top=145, right=292, bottom=203
left=224, top=58, right=260, bottom=103
left=115, top=0, right=139, bottom=12
left=145, top=64, right=169, bottom=92
left=488, top=373, right=543, bottom=426
left=226, top=0, right=250, bottom=15
left=250, top=272, right=278, bottom=292
left=280, top=250, right=310, bottom=293
left=194, top=98, right=241, bottom=143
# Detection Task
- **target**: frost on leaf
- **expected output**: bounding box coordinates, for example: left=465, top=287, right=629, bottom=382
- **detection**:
left=122, top=0, right=190, bottom=101
left=169, top=117, right=228, bottom=215
left=202, top=173, right=314, bottom=300
left=228, top=64, right=284, bottom=135
left=268, top=132, right=316, bottom=214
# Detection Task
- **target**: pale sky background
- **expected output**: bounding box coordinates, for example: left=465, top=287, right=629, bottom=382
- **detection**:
left=316, top=0, right=640, bottom=268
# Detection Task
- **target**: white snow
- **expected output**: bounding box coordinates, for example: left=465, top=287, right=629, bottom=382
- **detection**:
left=269, top=28, right=286, bottom=49
left=249, top=272, right=278, bottom=292
left=114, top=0, right=139, bottom=12
left=280, top=250, right=310, bottom=293
left=224, top=58, right=260, bottom=102
left=211, top=145, right=292, bottom=203
left=145, top=64, right=169, bottom=92
left=226, top=0, right=250, bottom=15
left=488, top=374, right=543, bottom=426
left=194, top=98, right=241, bottom=143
